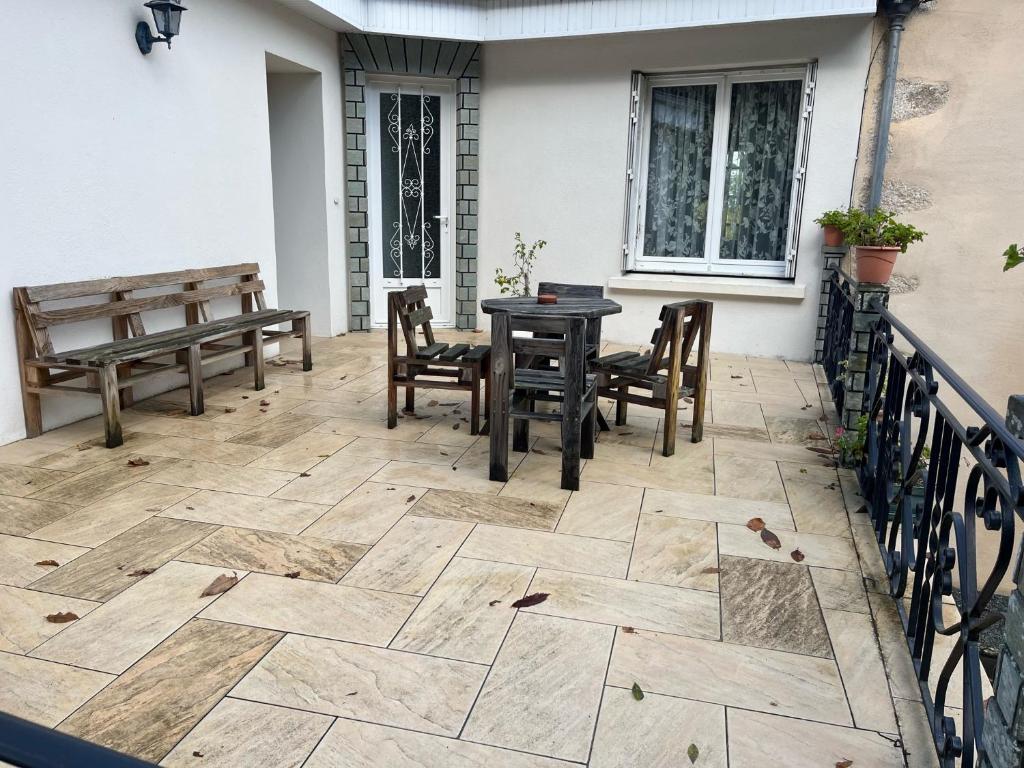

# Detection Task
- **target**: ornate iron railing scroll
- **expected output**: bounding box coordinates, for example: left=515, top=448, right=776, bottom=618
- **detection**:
left=822, top=269, right=855, bottom=415
left=856, top=301, right=1024, bottom=767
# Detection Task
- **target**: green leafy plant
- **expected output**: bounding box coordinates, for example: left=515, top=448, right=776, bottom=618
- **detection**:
left=840, top=208, right=926, bottom=253
left=814, top=209, right=849, bottom=228
left=494, top=232, right=547, bottom=297
left=1004, top=243, right=1022, bottom=271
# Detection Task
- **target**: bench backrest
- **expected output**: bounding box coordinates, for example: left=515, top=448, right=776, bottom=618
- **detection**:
left=647, top=300, right=712, bottom=379
left=14, top=263, right=266, bottom=356
left=387, top=285, right=436, bottom=356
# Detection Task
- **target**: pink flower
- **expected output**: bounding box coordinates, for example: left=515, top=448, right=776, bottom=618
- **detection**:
left=835, top=427, right=846, bottom=438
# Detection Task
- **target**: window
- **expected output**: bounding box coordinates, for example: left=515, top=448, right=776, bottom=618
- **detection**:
left=623, top=65, right=815, bottom=278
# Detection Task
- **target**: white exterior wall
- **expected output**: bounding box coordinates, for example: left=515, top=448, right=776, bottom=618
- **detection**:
left=478, top=16, right=873, bottom=358
left=0, top=0, right=347, bottom=445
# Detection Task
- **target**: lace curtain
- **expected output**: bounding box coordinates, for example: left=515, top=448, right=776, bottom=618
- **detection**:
left=641, top=78, right=802, bottom=264
left=719, top=80, right=802, bottom=262
left=643, top=84, right=716, bottom=260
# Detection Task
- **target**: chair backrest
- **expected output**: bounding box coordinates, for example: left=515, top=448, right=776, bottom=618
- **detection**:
left=491, top=312, right=588, bottom=383
left=646, top=300, right=712, bottom=379
left=536, top=282, right=604, bottom=299
left=14, top=263, right=266, bottom=357
left=387, top=285, right=436, bottom=355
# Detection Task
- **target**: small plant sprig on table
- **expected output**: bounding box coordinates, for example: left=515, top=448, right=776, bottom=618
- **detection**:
left=840, top=209, right=926, bottom=252
left=494, top=232, right=547, bottom=297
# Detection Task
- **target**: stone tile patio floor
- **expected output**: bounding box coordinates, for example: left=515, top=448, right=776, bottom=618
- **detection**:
left=0, top=330, right=949, bottom=767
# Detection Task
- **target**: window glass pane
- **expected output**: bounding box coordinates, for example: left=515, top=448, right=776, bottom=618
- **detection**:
left=719, top=79, right=802, bottom=262
left=643, top=84, right=716, bottom=260
left=379, top=91, right=441, bottom=279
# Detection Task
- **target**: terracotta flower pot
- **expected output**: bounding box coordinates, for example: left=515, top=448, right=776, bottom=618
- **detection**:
left=855, top=246, right=901, bottom=284
left=823, top=225, right=844, bottom=247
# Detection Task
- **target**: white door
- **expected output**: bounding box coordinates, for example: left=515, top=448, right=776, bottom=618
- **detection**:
left=367, top=78, right=456, bottom=327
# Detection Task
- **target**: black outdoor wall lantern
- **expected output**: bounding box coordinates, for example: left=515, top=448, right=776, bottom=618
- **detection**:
left=136, top=0, right=187, bottom=55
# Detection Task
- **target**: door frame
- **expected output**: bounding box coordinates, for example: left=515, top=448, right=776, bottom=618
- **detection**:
left=365, top=74, right=457, bottom=328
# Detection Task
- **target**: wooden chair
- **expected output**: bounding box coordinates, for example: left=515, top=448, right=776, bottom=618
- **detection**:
left=387, top=286, right=490, bottom=434
left=591, top=300, right=712, bottom=457
left=489, top=312, right=597, bottom=491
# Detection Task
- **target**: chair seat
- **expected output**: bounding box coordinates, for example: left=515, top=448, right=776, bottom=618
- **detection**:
left=513, top=369, right=596, bottom=393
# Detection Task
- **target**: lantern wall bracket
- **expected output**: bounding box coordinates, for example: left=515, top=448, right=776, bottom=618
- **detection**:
left=135, top=22, right=170, bottom=55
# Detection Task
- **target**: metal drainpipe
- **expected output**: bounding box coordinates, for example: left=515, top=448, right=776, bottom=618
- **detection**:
left=867, top=0, right=920, bottom=211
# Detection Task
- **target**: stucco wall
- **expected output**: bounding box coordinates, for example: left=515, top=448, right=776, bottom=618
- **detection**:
left=0, top=0, right=347, bottom=445
left=853, top=0, right=1024, bottom=417
left=477, top=17, right=874, bottom=359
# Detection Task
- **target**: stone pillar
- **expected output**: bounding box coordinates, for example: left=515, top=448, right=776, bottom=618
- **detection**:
left=981, top=395, right=1024, bottom=768
left=841, top=281, right=890, bottom=433
left=814, top=246, right=848, bottom=363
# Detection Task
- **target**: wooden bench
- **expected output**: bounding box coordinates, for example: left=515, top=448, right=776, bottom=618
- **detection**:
left=13, top=263, right=311, bottom=449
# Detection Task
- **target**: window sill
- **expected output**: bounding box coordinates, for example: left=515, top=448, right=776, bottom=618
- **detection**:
left=607, top=273, right=806, bottom=301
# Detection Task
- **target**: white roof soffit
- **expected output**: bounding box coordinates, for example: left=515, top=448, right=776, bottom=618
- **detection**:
left=276, top=0, right=878, bottom=42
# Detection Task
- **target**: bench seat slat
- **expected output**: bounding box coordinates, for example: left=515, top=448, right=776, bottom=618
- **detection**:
left=42, top=309, right=307, bottom=366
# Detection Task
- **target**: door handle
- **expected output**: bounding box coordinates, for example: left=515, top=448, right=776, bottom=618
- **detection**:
left=432, top=215, right=449, bottom=230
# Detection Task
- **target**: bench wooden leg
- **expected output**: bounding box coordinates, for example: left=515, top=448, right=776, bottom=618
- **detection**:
left=470, top=364, right=482, bottom=435
left=186, top=344, right=205, bottom=416
left=298, top=317, right=313, bottom=371
left=15, top=315, right=43, bottom=438
left=99, top=364, right=123, bottom=449
left=250, top=331, right=265, bottom=391
left=404, top=373, right=416, bottom=414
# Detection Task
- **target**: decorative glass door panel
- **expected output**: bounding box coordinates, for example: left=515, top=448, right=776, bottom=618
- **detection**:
left=368, top=81, right=454, bottom=327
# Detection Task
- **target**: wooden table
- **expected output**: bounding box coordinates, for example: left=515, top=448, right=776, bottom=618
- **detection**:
left=480, top=296, right=622, bottom=437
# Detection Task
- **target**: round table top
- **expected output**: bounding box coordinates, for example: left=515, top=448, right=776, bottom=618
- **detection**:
left=480, top=296, right=622, bottom=320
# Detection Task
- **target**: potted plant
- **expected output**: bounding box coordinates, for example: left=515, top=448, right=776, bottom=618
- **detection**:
left=841, top=208, right=926, bottom=284
left=814, top=209, right=849, bottom=247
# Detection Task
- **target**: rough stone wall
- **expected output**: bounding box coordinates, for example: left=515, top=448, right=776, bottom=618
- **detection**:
left=851, top=0, right=1024, bottom=432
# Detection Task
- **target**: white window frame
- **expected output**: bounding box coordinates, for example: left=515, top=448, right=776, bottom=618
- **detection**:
left=623, top=64, right=816, bottom=279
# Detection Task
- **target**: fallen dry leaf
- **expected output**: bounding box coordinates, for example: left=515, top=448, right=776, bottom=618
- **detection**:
left=836, top=761, right=853, bottom=768
left=223, top=407, right=237, bottom=413
left=730, top=374, right=743, bottom=379
left=241, top=395, right=249, bottom=399
left=621, top=626, right=637, bottom=634
left=259, top=408, right=267, bottom=413
left=186, top=506, right=195, bottom=511
left=427, top=400, right=439, bottom=407
left=35, top=559, right=59, bottom=567
left=46, top=612, right=79, bottom=623
left=76, top=444, right=92, bottom=452
left=259, top=400, right=271, bottom=406
left=145, top=507, right=161, bottom=512
left=746, top=517, right=766, bottom=532
left=701, top=566, right=722, bottom=574
left=200, top=573, right=238, bottom=597
left=631, top=682, right=645, bottom=701
left=488, top=600, right=502, bottom=607
left=790, top=549, right=806, bottom=562
left=128, top=568, right=154, bottom=577
left=299, top=472, right=311, bottom=478
left=761, top=528, right=782, bottom=550
left=687, top=743, right=700, bottom=764
left=284, top=571, right=300, bottom=579
left=126, top=457, right=150, bottom=467
left=511, top=592, right=550, bottom=608
left=452, top=423, right=460, bottom=430
left=532, top=448, right=547, bottom=455
left=193, top=751, right=204, bottom=758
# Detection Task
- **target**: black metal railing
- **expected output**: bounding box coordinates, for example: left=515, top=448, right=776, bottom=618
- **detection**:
left=0, top=710, right=154, bottom=767
left=822, top=269, right=855, bottom=415
left=844, top=299, right=1023, bottom=767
